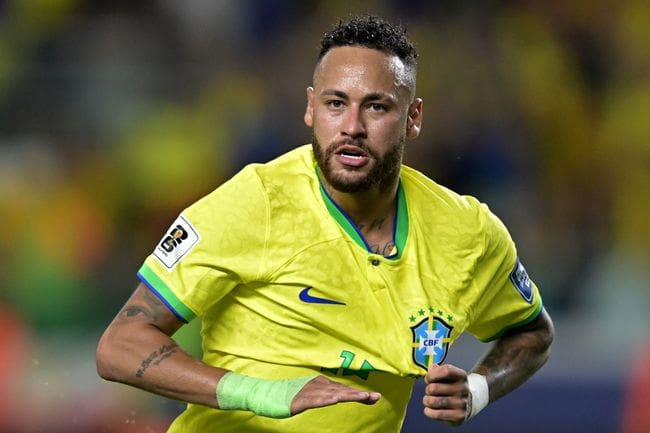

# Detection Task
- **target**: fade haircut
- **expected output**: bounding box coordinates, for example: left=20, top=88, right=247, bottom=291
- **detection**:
left=318, top=15, right=418, bottom=71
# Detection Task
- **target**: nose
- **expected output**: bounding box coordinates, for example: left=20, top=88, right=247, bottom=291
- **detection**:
left=341, top=105, right=366, bottom=139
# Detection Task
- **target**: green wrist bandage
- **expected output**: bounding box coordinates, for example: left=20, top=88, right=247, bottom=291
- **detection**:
left=216, top=372, right=316, bottom=418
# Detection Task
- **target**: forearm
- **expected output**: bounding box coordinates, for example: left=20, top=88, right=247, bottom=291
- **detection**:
left=471, top=309, right=554, bottom=402
left=97, top=320, right=226, bottom=407
left=421, top=311, right=553, bottom=427
left=96, top=283, right=227, bottom=407
left=97, top=284, right=381, bottom=417
left=97, top=318, right=380, bottom=418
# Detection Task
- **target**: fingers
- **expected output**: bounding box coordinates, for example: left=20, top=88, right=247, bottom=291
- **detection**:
left=325, top=383, right=381, bottom=405
left=422, top=394, right=466, bottom=410
left=424, top=364, right=468, bottom=402
left=424, top=380, right=464, bottom=395
left=425, top=363, right=467, bottom=384
left=422, top=393, right=468, bottom=425
left=423, top=407, right=466, bottom=426
left=310, top=376, right=381, bottom=403
left=290, top=376, right=381, bottom=415
left=422, top=363, right=469, bottom=425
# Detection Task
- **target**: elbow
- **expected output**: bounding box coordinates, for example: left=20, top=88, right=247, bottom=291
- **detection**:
left=536, top=308, right=555, bottom=363
left=95, top=329, right=120, bottom=382
left=540, top=308, right=555, bottom=350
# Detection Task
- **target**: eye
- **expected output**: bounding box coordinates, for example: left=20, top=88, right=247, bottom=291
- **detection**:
left=368, top=103, right=387, bottom=112
left=326, top=100, right=344, bottom=109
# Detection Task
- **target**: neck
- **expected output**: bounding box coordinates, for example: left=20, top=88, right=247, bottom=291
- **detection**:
left=321, top=176, right=399, bottom=233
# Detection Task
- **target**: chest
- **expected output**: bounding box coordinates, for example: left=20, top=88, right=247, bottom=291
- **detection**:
left=216, top=237, right=477, bottom=376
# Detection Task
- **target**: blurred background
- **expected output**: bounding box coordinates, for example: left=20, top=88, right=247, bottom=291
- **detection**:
left=1, top=1, right=649, bottom=432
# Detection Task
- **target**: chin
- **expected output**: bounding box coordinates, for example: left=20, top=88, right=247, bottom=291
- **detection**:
left=326, top=171, right=374, bottom=193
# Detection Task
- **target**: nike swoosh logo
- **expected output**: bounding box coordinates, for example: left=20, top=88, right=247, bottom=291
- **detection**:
left=299, top=287, right=345, bottom=305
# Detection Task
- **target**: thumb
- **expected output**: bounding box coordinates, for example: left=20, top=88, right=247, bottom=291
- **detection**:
left=424, top=362, right=440, bottom=384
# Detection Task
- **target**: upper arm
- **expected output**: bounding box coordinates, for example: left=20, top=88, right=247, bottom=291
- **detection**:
left=112, top=282, right=185, bottom=336
left=502, top=307, right=554, bottom=348
left=466, top=206, right=544, bottom=341
left=96, top=283, right=185, bottom=381
left=135, top=167, right=270, bottom=321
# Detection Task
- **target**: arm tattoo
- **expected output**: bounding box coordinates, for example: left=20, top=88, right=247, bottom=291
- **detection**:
left=121, top=306, right=152, bottom=319
left=135, top=343, right=179, bottom=378
left=120, top=288, right=166, bottom=321
left=144, top=288, right=165, bottom=306
left=475, top=321, right=552, bottom=402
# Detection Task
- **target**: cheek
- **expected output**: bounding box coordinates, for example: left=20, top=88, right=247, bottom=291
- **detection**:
left=371, top=116, right=406, bottom=140
left=312, top=112, right=338, bottom=137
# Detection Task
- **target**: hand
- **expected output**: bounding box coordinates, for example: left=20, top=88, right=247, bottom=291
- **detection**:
left=423, top=363, right=470, bottom=425
left=290, top=375, right=381, bottom=415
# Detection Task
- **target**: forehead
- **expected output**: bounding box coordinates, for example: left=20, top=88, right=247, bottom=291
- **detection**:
left=314, top=46, right=411, bottom=96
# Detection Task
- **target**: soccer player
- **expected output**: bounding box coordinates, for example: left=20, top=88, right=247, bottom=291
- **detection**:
left=96, top=15, right=554, bottom=432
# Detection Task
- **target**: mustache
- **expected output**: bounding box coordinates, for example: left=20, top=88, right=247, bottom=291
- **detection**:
left=332, top=138, right=366, bottom=148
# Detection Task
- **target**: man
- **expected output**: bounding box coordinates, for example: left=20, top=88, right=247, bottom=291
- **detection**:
left=97, top=15, right=554, bottom=432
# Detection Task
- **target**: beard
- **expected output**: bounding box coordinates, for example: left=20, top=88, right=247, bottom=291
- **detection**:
left=312, top=135, right=404, bottom=193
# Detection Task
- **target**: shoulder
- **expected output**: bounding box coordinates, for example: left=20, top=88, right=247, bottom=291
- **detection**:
left=188, top=145, right=315, bottom=213
left=400, top=165, right=486, bottom=219
left=400, top=164, right=510, bottom=253
left=251, top=144, right=315, bottom=183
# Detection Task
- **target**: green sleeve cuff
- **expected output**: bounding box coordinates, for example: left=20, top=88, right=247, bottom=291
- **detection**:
left=479, top=300, right=544, bottom=342
left=137, top=263, right=196, bottom=323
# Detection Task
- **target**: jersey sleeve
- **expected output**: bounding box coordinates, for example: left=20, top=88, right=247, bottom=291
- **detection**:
left=137, top=165, right=269, bottom=322
left=465, top=203, right=543, bottom=342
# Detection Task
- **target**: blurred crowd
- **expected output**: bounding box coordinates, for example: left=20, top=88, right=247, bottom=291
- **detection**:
left=1, top=1, right=648, bottom=432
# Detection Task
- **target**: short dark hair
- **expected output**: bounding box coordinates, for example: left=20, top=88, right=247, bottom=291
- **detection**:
left=318, top=15, right=418, bottom=69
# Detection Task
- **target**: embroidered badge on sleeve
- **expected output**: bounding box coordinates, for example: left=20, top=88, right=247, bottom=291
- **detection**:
left=153, top=215, right=200, bottom=270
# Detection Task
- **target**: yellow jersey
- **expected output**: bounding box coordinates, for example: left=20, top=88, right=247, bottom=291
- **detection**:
left=138, top=144, right=543, bottom=432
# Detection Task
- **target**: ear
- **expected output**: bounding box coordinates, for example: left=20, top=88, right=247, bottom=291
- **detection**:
left=304, top=86, right=314, bottom=128
left=406, top=98, right=423, bottom=139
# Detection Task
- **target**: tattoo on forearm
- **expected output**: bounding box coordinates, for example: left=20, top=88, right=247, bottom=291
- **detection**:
left=477, top=333, right=549, bottom=401
left=481, top=345, right=525, bottom=373
left=135, top=343, right=179, bottom=378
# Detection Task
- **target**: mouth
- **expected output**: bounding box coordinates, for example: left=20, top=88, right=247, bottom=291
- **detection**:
left=335, top=144, right=368, bottom=158
left=334, top=145, right=370, bottom=167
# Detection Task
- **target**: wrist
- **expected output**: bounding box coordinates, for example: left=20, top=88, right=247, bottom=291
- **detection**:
left=466, top=373, right=489, bottom=420
left=216, top=372, right=316, bottom=418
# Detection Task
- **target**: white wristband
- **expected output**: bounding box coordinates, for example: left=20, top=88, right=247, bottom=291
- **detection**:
left=466, top=373, right=489, bottom=420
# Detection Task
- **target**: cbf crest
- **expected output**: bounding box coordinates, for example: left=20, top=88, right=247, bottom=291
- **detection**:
left=411, top=314, right=453, bottom=370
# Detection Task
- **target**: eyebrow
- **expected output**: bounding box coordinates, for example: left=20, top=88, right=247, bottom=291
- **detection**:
left=319, top=89, right=396, bottom=104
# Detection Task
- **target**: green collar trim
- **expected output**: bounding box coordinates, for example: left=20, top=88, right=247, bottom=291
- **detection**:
left=317, top=168, right=409, bottom=259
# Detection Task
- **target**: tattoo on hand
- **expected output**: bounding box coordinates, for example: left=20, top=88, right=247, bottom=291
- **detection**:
left=135, top=343, right=179, bottom=378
